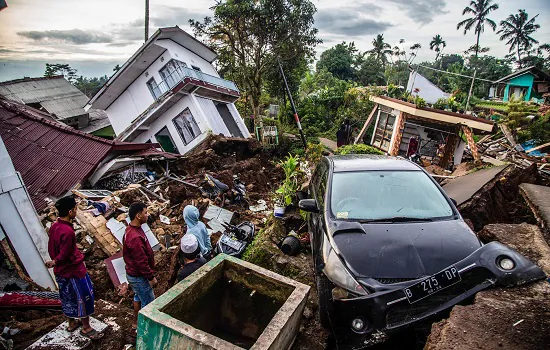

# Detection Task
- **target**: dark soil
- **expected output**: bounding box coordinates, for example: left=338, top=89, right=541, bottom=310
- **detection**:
left=458, top=164, right=541, bottom=231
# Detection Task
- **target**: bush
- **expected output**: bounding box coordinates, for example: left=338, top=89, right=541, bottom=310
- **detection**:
left=415, top=96, right=427, bottom=108
left=335, top=144, right=384, bottom=155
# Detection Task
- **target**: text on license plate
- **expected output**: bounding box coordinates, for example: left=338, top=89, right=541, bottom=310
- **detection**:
left=403, top=266, right=461, bottom=304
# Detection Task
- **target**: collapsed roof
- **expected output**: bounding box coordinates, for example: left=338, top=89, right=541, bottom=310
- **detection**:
left=0, top=98, right=166, bottom=211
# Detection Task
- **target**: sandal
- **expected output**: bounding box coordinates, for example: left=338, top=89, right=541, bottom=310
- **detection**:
left=67, top=321, right=82, bottom=332
left=80, top=329, right=105, bottom=340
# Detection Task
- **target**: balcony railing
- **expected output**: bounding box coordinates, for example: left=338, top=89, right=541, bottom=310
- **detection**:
left=150, top=67, right=239, bottom=100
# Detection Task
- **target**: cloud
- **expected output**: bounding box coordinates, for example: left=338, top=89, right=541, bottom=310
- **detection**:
left=107, top=42, right=135, bottom=47
left=385, top=0, right=449, bottom=25
left=17, top=29, right=113, bottom=45
left=151, top=6, right=210, bottom=27
left=315, top=6, right=393, bottom=36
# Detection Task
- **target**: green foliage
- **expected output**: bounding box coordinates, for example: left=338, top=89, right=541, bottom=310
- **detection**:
left=529, top=111, right=550, bottom=144
left=497, top=10, right=541, bottom=62
left=475, top=100, right=508, bottom=112
left=305, top=142, right=324, bottom=164
left=414, top=96, right=427, bottom=108
left=74, top=75, right=108, bottom=98
left=316, top=42, right=357, bottom=81
left=275, top=154, right=303, bottom=206
left=433, top=98, right=448, bottom=110
left=335, top=144, right=384, bottom=155
left=190, top=0, right=321, bottom=117
left=503, top=97, right=539, bottom=129
left=44, top=63, right=77, bottom=82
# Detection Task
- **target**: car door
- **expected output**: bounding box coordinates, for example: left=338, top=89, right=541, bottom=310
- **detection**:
left=310, top=160, right=328, bottom=269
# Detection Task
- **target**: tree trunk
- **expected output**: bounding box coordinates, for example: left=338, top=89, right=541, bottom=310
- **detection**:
left=517, top=46, right=522, bottom=64
left=475, top=29, right=481, bottom=58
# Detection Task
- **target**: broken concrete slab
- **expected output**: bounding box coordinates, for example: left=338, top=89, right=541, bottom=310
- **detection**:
left=27, top=317, right=109, bottom=350
left=519, top=183, right=550, bottom=233
left=424, top=282, right=550, bottom=350
left=137, top=253, right=310, bottom=350
left=478, top=223, right=550, bottom=274
left=442, top=165, right=508, bottom=205
left=457, top=164, right=540, bottom=232
left=425, top=222, right=550, bottom=350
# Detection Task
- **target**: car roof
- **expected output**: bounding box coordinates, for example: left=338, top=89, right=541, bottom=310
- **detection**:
left=327, top=154, right=422, bottom=172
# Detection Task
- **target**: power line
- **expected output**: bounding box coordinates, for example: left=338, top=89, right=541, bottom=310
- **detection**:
left=416, top=64, right=497, bottom=83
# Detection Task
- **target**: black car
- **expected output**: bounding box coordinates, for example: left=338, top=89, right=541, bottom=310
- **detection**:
left=299, top=155, right=545, bottom=349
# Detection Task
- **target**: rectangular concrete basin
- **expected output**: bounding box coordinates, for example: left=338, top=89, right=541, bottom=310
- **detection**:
left=137, top=253, right=310, bottom=349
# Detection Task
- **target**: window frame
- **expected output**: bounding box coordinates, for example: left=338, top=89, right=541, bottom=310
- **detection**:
left=172, top=108, right=202, bottom=146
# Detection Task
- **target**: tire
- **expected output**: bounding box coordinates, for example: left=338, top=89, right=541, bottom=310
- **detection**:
left=317, top=272, right=334, bottom=329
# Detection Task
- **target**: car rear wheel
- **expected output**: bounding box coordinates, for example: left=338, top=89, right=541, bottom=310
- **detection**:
left=317, top=272, right=334, bottom=329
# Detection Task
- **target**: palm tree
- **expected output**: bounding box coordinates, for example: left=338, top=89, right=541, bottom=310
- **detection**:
left=497, top=10, right=540, bottom=62
left=457, top=0, right=499, bottom=57
left=430, top=35, right=447, bottom=60
left=369, top=34, right=392, bottom=66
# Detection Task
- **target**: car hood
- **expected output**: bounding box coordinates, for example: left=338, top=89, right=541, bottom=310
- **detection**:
left=331, top=219, right=482, bottom=279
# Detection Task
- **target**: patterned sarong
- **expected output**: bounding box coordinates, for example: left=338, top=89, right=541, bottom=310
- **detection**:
left=56, top=273, right=95, bottom=318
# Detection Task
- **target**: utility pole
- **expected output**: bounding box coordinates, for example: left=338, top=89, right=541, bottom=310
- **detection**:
left=145, top=0, right=149, bottom=42
left=466, top=69, right=477, bottom=111
left=278, top=58, right=307, bottom=149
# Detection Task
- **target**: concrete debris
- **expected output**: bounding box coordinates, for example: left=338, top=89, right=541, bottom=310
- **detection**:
left=27, top=317, right=108, bottom=350
left=249, top=199, right=268, bottom=212
left=425, top=222, right=550, bottom=350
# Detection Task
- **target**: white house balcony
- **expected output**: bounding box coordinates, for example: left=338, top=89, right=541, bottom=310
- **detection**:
left=150, top=67, right=239, bottom=103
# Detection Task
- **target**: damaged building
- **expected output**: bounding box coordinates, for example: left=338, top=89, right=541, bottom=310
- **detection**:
left=85, top=26, right=250, bottom=155
left=358, top=95, right=495, bottom=168
left=0, top=75, right=113, bottom=138
left=0, top=98, right=174, bottom=290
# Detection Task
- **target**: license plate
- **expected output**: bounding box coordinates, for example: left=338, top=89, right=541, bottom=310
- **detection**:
left=403, top=266, right=461, bottom=304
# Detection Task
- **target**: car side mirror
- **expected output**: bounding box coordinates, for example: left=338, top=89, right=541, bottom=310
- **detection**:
left=450, top=198, right=458, bottom=207
left=299, top=199, right=319, bottom=213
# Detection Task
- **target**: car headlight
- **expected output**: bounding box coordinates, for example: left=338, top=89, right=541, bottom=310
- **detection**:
left=323, top=248, right=368, bottom=296
left=498, top=257, right=515, bottom=270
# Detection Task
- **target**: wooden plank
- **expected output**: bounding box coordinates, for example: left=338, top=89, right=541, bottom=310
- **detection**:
left=76, top=211, right=120, bottom=256
left=527, top=141, right=550, bottom=154
left=499, top=124, right=523, bottom=151
left=354, top=104, right=378, bottom=144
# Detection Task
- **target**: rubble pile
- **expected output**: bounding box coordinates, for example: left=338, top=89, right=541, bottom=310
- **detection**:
left=1, top=135, right=286, bottom=349
left=425, top=223, right=550, bottom=350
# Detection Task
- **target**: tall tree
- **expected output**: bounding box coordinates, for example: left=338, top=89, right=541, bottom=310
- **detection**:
left=190, top=0, right=320, bottom=118
left=316, top=42, right=357, bottom=80
left=497, top=9, right=540, bottom=62
left=457, top=0, right=499, bottom=57
left=44, top=63, right=78, bottom=83
left=368, top=34, right=392, bottom=67
left=430, top=35, right=447, bottom=60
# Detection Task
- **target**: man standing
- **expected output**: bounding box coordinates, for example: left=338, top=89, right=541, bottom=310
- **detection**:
left=123, top=202, right=157, bottom=331
left=46, top=196, right=103, bottom=340
left=177, top=234, right=207, bottom=282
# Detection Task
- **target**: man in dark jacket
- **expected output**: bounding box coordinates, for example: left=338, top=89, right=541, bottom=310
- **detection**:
left=46, top=196, right=103, bottom=340
left=177, top=234, right=206, bottom=282
left=123, top=202, right=157, bottom=330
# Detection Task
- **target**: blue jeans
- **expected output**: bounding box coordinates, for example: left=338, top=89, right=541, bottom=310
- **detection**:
left=126, top=274, right=155, bottom=307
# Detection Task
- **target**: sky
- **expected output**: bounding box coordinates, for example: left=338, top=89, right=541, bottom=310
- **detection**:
left=0, top=0, right=549, bottom=81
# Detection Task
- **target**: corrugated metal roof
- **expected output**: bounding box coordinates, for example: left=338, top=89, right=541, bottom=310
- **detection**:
left=0, top=76, right=89, bottom=120
left=0, top=98, right=159, bottom=211
left=80, top=109, right=111, bottom=133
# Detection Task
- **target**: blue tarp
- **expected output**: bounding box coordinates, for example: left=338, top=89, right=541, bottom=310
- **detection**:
left=521, top=139, right=548, bottom=157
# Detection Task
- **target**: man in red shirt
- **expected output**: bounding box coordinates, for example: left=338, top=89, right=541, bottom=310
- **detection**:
left=46, top=196, right=103, bottom=340
left=123, top=202, right=157, bottom=331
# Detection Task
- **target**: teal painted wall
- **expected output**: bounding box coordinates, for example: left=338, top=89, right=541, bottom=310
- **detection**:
left=503, top=73, right=535, bottom=102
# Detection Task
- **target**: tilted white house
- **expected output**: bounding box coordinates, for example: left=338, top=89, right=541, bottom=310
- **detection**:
left=86, top=26, right=250, bottom=154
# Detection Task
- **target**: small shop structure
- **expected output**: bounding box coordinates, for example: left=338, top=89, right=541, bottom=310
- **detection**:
left=356, top=96, right=495, bottom=168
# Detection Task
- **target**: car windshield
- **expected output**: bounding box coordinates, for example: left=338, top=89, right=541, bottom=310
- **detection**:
left=330, top=170, right=454, bottom=221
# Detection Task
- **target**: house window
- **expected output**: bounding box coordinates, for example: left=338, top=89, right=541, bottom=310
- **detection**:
left=159, top=59, right=187, bottom=89
left=372, top=109, right=396, bottom=152
left=173, top=108, right=201, bottom=145
left=147, top=78, right=161, bottom=99
left=154, top=127, right=177, bottom=153
left=191, top=65, right=201, bottom=72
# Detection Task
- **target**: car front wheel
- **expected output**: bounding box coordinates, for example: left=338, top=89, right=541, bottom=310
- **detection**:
left=317, top=272, right=334, bottom=329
